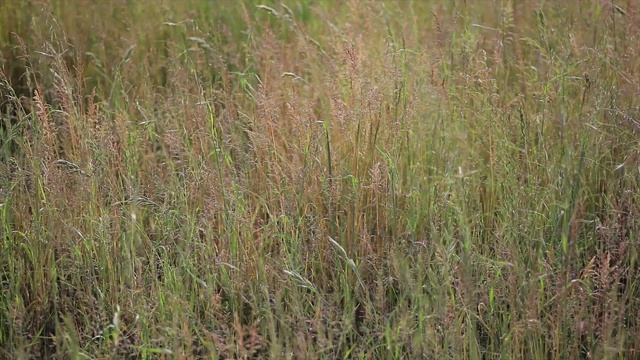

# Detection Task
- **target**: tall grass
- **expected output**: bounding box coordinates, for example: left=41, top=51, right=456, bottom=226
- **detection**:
left=1, top=0, right=639, bottom=358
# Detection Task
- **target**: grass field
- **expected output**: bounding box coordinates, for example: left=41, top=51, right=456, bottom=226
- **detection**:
left=1, top=0, right=639, bottom=358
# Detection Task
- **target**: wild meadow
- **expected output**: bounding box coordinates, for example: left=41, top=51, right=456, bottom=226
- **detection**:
left=1, top=0, right=639, bottom=358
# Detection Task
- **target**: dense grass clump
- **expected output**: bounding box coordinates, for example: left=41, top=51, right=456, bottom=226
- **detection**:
left=1, top=1, right=639, bottom=358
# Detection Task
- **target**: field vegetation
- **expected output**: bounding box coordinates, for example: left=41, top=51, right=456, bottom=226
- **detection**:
left=1, top=0, right=639, bottom=358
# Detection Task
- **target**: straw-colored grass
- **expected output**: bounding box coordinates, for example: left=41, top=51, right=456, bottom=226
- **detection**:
left=1, top=1, right=639, bottom=358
